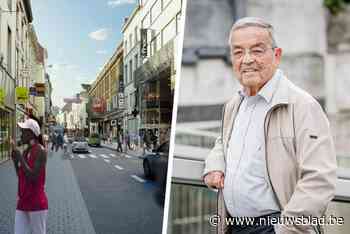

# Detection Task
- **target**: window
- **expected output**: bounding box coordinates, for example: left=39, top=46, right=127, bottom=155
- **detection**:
left=134, top=26, right=138, bottom=44
left=7, top=27, right=12, bottom=74
left=150, top=0, right=162, bottom=23
left=124, top=64, right=128, bottom=84
left=162, top=17, right=176, bottom=46
left=125, top=40, right=128, bottom=54
left=129, top=60, right=133, bottom=82
left=7, top=0, right=12, bottom=11
left=129, top=33, right=133, bottom=50
left=130, top=92, right=135, bottom=109
left=134, top=54, right=138, bottom=69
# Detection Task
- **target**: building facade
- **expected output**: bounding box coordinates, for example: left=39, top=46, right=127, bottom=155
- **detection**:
left=0, top=0, right=17, bottom=162
left=123, top=0, right=183, bottom=146
left=88, top=43, right=124, bottom=140
left=122, top=6, right=142, bottom=146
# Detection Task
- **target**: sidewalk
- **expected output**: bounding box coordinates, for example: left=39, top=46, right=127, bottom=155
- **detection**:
left=101, top=141, right=144, bottom=158
left=0, top=150, right=96, bottom=234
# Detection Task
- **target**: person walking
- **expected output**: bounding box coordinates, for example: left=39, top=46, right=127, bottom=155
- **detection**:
left=116, top=131, right=123, bottom=153
left=11, top=118, right=48, bottom=234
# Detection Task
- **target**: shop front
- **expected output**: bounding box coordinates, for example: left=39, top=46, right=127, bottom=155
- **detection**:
left=135, top=41, right=175, bottom=145
left=0, top=67, right=16, bottom=162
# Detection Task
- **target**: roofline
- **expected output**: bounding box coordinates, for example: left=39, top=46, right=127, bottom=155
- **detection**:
left=121, top=4, right=141, bottom=33
left=88, top=41, right=124, bottom=96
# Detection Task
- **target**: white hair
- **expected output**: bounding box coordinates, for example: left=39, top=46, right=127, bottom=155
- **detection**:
left=228, top=17, right=278, bottom=48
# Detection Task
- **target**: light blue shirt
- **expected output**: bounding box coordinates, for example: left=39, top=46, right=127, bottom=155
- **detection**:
left=223, top=70, right=283, bottom=217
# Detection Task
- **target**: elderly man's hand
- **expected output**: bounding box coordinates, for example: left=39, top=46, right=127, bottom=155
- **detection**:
left=204, top=171, right=224, bottom=189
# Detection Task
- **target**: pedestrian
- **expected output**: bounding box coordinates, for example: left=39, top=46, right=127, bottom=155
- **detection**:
left=125, top=131, right=131, bottom=150
left=116, top=132, right=123, bottom=153
left=11, top=118, right=48, bottom=234
left=203, top=17, right=337, bottom=234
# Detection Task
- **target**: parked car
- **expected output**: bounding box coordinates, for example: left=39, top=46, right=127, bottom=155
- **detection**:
left=72, top=136, right=89, bottom=153
left=142, top=141, right=169, bottom=207
left=88, top=133, right=101, bottom=147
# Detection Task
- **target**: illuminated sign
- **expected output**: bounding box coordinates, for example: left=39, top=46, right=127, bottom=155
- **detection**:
left=140, top=28, right=148, bottom=58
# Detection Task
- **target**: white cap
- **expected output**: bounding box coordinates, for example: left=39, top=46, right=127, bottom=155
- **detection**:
left=18, top=118, right=41, bottom=137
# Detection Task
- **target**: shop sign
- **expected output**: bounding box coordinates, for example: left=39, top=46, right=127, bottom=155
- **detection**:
left=140, top=28, right=148, bottom=58
left=29, top=87, right=37, bottom=96
left=16, top=87, right=29, bottom=104
left=35, top=83, right=45, bottom=97
left=92, top=97, right=106, bottom=113
left=118, top=93, right=124, bottom=108
left=0, top=88, right=5, bottom=107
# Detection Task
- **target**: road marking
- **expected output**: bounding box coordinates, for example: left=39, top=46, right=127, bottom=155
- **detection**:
left=114, top=165, right=124, bottom=170
left=89, top=154, right=97, bottom=158
left=100, top=154, right=110, bottom=159
left=109, top=153, right=115, bottom=157
left=104, top=159, right=110, bottom=163
left=125, top=155, right=131, bottom=159
left=78, top=154, right=86, bottom=159
left=131, top=175, right=146, bottom=183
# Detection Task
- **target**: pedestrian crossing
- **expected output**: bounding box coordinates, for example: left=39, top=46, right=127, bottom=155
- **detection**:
left=68, top=152, right=149, bottom=185
left=69, top=152, right=134, bottom=160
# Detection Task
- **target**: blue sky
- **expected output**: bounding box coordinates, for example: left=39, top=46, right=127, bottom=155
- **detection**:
left=31, top=0, right=137, bottom=108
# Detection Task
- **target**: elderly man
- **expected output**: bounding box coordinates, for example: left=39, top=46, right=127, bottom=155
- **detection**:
left=203, top=17, right=337, bottom=234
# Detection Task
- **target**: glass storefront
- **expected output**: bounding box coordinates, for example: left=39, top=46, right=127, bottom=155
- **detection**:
left=0, top=109, right=12, bottom=162
left=141, top=68, right=173, bottom=130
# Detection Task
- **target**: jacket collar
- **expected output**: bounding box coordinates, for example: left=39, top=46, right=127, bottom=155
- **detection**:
left=269, top=69, right=290, bottom=107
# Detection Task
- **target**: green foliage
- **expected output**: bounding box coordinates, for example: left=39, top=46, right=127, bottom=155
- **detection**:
left=324, top=0, right=350, bottom=15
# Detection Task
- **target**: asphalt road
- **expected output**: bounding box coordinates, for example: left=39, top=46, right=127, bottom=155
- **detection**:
left=69, top=146, right=164, bottom=234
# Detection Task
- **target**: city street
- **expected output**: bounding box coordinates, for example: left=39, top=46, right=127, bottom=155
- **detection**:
left=0, top=145, right=163, bottom=234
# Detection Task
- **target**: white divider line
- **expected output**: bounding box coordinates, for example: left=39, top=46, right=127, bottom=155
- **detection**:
left=89, top=154, right=97, bottom=158
left=131, top=175, right=145, bottom=183
left=114, top=165, right=124, bottom=170
left=104, top=159, right=110, bottom=163
left=78, top=154, right=86, bottom=159
left=100, top=154, right=110, bottom=159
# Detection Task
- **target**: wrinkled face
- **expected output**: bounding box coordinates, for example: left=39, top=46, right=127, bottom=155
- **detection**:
left=230, top=26, right=282, bottom=91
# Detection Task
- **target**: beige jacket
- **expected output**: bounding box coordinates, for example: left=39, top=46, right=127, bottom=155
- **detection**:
left=203, top=75, right=337, bottom=234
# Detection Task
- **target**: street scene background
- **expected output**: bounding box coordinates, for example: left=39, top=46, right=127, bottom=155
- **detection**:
left=0, top=0, right=184, bottom=233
